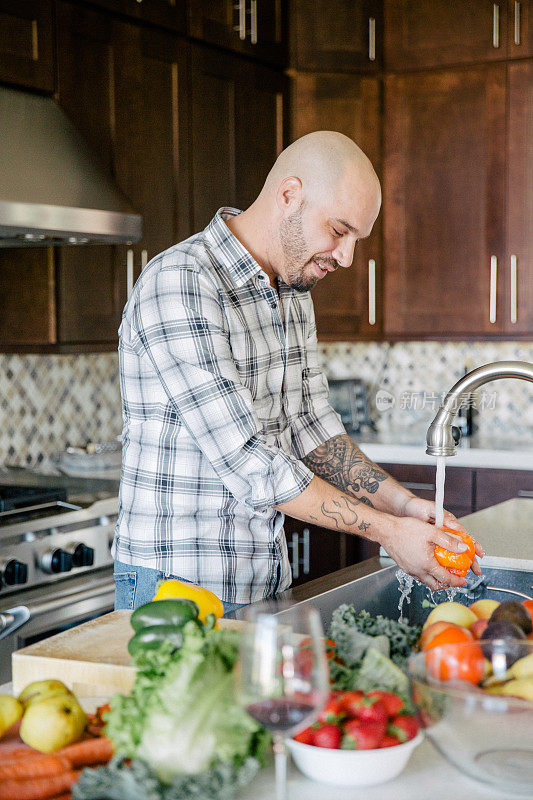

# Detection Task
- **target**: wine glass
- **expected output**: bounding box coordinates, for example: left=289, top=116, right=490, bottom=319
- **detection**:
left=236, top=604, right=330, bottom=800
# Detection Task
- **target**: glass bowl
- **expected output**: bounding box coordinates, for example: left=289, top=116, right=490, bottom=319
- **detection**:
left=408, top=639, right=533, bottom=796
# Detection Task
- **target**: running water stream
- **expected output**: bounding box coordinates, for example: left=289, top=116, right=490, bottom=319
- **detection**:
left=434, top=455, right=446, bottom=529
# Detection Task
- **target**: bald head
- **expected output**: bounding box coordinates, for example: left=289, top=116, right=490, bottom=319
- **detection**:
left=261, top=131, right=381, bottom=210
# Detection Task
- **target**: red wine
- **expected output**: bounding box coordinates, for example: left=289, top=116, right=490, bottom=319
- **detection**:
left=247, top=698, right=316, bottom=732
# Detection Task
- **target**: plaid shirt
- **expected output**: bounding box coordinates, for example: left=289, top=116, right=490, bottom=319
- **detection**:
left=113, top=208, right=345, bottom=603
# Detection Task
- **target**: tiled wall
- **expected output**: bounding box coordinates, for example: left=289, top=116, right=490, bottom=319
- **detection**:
left=1, top=341, right=532, bottom=467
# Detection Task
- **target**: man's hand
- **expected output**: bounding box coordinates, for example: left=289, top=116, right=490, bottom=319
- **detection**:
left=379, top=514, right=482, bottom=591
left=398, top=496, right=484, bottom=581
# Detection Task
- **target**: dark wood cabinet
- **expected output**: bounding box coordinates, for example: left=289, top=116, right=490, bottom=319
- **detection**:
left=290, top=0, right=382, bottom=72
left=475, top=468, right=533, bottom=510
left=190, top=44, right=285, bottom=230
left=284, top=515, right=370, bottom=587
left=508, top=0, right=533, bottom=57
left=379, top=462, right=475, bottom=518
left=189, top=0, right=286, bottom=67
left=0, top=249, right=55, bottom=346
left=384, top=0, right=509, bottom=71
left=505, top=59, right=533, bottom=334
left=383, top=65, right=508, bottom=338
left=0, top=0, right=54, bottom=91
left=55, top=3, right=123, bottom=344
left=290, top=73, right=382, bottom=340
left=73, top=0, right=187, bottom=33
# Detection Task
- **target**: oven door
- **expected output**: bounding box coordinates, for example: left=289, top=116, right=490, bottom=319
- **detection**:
left=0, top=569, right=114, bottom=685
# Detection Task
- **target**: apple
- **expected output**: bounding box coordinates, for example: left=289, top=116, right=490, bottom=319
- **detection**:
left=0, top=695, right=23, bottom=738
left=19, top=693, right=87, bottom=753
left=18, top=679, right=72, bottom=710
left=469, top=599, right=501, bottom=620
left=422, top=601, right=477, bottom=631
left=470, top=618, right=489, bottom=640
left=418, top=621, right=469, bottom=650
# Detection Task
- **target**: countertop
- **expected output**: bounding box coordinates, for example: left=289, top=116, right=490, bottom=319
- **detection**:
left=460, top=497, right=533, bottom=566
left=353, top=429, right=533, bottom=470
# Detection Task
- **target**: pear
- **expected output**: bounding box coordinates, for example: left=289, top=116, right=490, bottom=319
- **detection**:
left=509, top=652, right=533, bottom=680
left=18, top=679, right=72, bottom=710
left=0, top=695, right=23, bottom=738
left=20, top=693, right=87, bottom=753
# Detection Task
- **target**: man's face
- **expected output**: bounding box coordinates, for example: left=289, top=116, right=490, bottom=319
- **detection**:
left=277, top=174, right=380, bottom=293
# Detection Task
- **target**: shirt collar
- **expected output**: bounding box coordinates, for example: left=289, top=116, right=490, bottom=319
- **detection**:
left=203, top=207, right=265, bottom=288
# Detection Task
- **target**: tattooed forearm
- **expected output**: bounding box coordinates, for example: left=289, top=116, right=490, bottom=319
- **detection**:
left=302, top=434, right=386, bottom=499
left=316, top=494, right=372, bottom=534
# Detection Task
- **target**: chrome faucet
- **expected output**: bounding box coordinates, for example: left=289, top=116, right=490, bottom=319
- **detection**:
left=426, top=361, right=533, bottom=456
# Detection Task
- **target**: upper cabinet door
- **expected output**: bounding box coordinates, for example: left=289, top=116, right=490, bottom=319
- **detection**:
left=385, top=0, right=508, bottom=70
left=55, top=2, right=123, bottom=345
left=383, top=66, right=507, bottom=338
left=505, top=60, right=533, bottom=334
left=290, top=0, right=382, bottom=72
left=189, top=0, right=286, bottom=66
left=508, top=0, right=533, bottom=57
left=0, top=0, right=54, bottom=91
left=112, top=23, right=190, bottom=276
left=290, top=73, right=382, bottom=340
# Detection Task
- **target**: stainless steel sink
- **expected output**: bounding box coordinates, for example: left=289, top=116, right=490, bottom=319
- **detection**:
left=236, top=557, right=533, bottom=633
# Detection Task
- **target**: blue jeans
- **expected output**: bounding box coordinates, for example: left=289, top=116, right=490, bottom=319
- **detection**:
left=113, top=559, right=247, bottom=616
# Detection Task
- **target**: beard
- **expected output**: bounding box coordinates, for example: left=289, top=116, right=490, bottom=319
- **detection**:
left=279, top=206, right=338, bottom=292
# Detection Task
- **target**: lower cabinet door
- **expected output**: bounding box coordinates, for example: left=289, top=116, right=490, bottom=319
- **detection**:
left=475, top=469, right=533, bottom=511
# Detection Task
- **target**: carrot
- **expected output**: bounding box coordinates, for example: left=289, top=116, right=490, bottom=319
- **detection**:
left=59, top=736, right=113, bottom=768
left=0, top=744, right=34, bottom=760
left=0, top=769, right=80, bottom=800
left=0, top=753, right=70, bottom=780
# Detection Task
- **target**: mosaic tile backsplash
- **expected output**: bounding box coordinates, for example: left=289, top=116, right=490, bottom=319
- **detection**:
left=1, top=342, right=532, bottom=467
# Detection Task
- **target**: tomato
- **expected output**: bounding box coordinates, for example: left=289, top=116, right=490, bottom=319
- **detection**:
left=419, top=621, right=470, bottom=651
left=434, top=527, right=477, bottom=576
left=423, top=625, right=473, bottom=651
left=426, top=641, right=485, bottom=684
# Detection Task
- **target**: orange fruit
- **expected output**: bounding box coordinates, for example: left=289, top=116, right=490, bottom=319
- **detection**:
left=419, top=621, right=468, bottom=651
left=424, top=625, right=473, bottom=651
left=522, top=600, right=533, bottom=619
left=425, top=641, right=485, bottom=684
left=434, top=527, right=477, bottom=576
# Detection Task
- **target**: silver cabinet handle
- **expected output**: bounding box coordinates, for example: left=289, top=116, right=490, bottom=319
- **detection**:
left=518, top=490, right=533, bottom=499
left=493, top=4, right=500, bottom=47
left=515, top=1, right=521, bottom=45
left=489, top=255, right=497, bottom=323
left=368, top=259, right=376, bottom=325
left=510, top=254, right=518, bottom=324
left=291, top=532, right=299, bottom=579
left=302, top=528, right=310, bottom=575
left=126, top=248, right=134, bottom=299
left=250, top=0, right=258, bottom=44
left=401, top=482, right=435, bottom=492
left=369, top=17, right=376, bottom=61
left=234, top=0, right=246, bottom=40
left=141, top=249, right=148, bottom=270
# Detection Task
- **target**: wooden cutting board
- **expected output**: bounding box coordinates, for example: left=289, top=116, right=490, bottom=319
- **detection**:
left=11, top=611, right=242, bottom=698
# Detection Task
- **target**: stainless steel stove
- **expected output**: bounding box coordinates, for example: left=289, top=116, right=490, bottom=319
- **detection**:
left=0, top=478, right=118, bottom=683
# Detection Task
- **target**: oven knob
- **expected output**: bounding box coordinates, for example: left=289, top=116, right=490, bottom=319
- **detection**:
left=40, top=548, right=72, bottom=574
left=69, top=543, right=95, bottom=568
left=1, top=559, right=28, bottom=586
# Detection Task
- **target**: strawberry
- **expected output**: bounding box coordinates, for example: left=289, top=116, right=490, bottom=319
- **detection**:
left=341, top=718, right=386, bottom=750
left=312, top=723, right=341, bottom=749
left=293, top=726, right=314, bottom=745
left=338, top=690, right=364, bottom=716
left=352, top=697, right=388, bottom=726
left=388, top=714, right=420, bottom=742
left=367, top=690, right=405, bottom=718
left=317, top=695, right=345, bottom=724
left=380, top=733, right=402, bottom=748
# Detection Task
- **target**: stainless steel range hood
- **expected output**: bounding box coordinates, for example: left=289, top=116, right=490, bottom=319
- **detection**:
left=0, top=87, right=142, bottom=247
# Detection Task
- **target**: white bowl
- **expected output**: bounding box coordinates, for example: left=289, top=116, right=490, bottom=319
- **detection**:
left=286, top=731, right=424, bottom=787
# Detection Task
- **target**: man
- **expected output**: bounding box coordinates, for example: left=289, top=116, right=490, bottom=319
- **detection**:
left=113, top=131, right=482, bottom=614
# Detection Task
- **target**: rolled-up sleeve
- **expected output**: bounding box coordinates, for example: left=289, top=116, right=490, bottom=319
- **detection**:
left=132, top=267, right=313, bottom=512
left=290, top=299, right=346, bottom=459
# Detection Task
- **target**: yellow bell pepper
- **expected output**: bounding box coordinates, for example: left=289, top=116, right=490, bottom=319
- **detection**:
left=153, top=579, right=224, bottom=625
